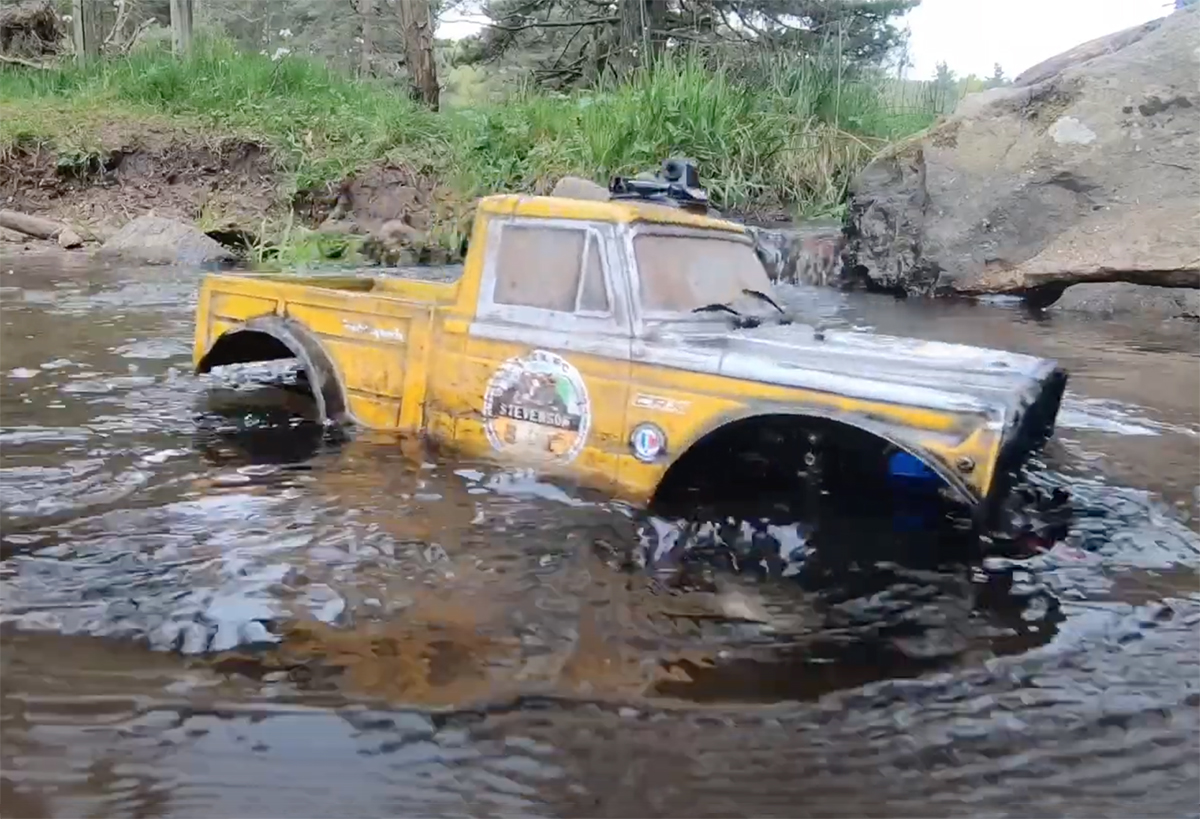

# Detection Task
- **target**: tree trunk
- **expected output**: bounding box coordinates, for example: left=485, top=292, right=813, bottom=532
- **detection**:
left=581, top=24, right=605, bottom=85
left=169, top=0, right=192, bottom=56
left=616, top=0, right=643, bottom=77
left=359, top=0, right=373, bottom=77
left=397, top=0, right=439, bottom=110
left=615, top=0, right=667, bottom=76
left=645, top=0, right=668, bottom=62
left=71, top=0, right=101, bottom=62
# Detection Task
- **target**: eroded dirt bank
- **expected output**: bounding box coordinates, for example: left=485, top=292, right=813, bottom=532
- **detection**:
left=3, top=134, right=277, bottom=236
left=2, top=130, right=843, bottom=279
left=1, top=131, right=459, bottom=261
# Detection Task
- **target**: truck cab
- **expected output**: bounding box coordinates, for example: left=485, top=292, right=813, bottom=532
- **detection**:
left=194, top=192, right=1067, bottom=522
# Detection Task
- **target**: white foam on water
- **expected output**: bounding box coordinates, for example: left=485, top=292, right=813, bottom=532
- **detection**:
left=1057, top=395, right=1199, bottom=438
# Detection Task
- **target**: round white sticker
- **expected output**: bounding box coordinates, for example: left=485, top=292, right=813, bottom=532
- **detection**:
left=483, top=350, right=591, bottom=464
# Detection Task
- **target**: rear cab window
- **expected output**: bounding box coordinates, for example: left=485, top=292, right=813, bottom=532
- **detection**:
left=493, top=225, right=586, bottom=312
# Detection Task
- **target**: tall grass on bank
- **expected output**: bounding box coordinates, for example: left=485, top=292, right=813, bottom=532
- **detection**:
left=0, top=37, right=938, bottom=220
left=0, top=38, right=442, bottom=192
left=454, top=52, right=934, bottom=216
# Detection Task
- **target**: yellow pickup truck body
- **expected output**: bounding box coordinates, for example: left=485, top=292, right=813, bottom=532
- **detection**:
left=193, top=194, right=1066, bottom=519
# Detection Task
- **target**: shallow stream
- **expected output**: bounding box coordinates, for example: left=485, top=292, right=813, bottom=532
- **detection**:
left=2, top=254, right=1197, bottom=817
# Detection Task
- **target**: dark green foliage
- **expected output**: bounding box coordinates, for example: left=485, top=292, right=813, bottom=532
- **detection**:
left=462, top=0, right=919, bottom=87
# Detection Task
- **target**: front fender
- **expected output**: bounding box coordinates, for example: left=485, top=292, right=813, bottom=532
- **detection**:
left=655, top=405, right=983, bottom=507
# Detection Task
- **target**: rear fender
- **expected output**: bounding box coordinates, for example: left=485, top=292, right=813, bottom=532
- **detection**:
left=195, top=316, right=349, bottom=426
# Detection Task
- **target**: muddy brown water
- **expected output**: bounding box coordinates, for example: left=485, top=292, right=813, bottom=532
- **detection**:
left=1, top=253, right=1198, bottom=818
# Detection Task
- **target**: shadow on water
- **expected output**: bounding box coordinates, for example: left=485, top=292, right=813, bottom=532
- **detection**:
left=191, top=363, right=335, bottom=468
left=184, top=358, right=1071, bottom=707
left=1, top=257, right=1198, bottom=817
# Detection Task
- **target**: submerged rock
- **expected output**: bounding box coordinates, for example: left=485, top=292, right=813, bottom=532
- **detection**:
left=843, top=6, right=1200, bottom=296
left=1050, top=282, right=1200, bottom=318
left=362, top=218, right=428, bottom=265
left=56, top=227, right=82, bottom=249
left=747, top=223, right=845, bottom=286
left=100, top=215, right=235, bottom=266
left=550, top=176, right=609, bottom=201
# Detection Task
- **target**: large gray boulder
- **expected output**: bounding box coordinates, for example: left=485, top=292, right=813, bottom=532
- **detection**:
left=1049, top=282, right=1200, bottom=319
left=100, top=215, right=235, bottom=266
left=844, top=7, right=1200, bottom=296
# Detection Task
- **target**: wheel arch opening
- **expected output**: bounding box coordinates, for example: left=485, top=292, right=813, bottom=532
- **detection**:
left=197, top=329, right=294, bottom=372
left=649, top=411, right=971, bottom=519
left=195, top=318, right=349, bottom=426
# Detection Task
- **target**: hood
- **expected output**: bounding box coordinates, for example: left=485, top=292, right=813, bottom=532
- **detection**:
left=639, top=320, right=1061, bottom=416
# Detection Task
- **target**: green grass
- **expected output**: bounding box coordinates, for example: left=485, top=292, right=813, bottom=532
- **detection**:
left=0, top=37, right=443, bottom=192
left=443, top=52, right=938, bottom=218
left=0, top=37, right=938, bottom=237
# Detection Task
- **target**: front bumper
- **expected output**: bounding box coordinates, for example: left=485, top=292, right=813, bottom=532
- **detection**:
left=979, top=365, right=1069, bottom=526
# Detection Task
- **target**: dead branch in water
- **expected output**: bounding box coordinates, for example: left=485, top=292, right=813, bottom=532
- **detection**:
left=0, top=210, right=92, bottom=248
left=0, top=209, right=67, bottom=240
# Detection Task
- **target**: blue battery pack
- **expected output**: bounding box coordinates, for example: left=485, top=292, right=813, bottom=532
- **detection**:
left=887, top=450, right=940, bottom=485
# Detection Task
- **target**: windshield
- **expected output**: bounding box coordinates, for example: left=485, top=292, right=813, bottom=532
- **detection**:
left=633, top=231, right=779, bottom=318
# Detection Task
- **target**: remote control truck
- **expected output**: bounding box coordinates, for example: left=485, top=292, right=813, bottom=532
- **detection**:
left=193, top=161, right=1067, bottom=524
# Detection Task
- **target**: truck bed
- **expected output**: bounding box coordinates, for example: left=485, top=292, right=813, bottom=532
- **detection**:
left=372, top=263, right=464, bottom=285
left=281, top=264, right=465, bottom=287
left=194, top=264, right=466, bottom=429
left=233, top=263, right=463, bottom=290
left=203, top=265, right=464, bottom=306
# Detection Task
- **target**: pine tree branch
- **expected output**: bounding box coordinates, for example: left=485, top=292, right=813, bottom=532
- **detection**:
left=486, top=15, right=618, bottom=32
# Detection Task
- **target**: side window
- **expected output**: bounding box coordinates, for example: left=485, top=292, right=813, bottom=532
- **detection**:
left=577, top=237, right=610, bottom=313
left=494, top=225, right=584, bottom=312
